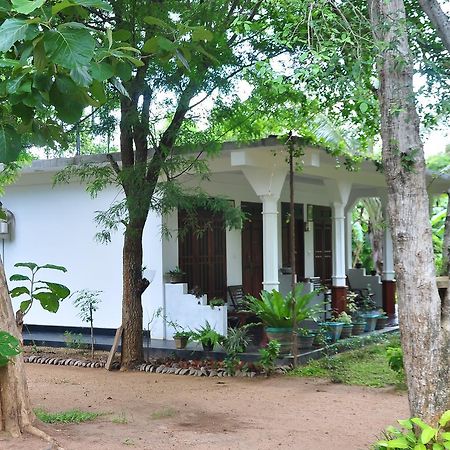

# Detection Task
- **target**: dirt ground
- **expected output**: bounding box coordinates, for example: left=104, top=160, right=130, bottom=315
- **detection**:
left=0, top=364, right=409, bottom=450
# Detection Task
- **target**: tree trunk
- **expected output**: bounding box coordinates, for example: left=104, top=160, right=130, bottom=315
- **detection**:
left=0, top=261, right=60, bottom=446
left=418, top=0, right=450, bottom=54
left=368, top=0, right=450, bottom=423
left=120, top=222, right=146, bottom=369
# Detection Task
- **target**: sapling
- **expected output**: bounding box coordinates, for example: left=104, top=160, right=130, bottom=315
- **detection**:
left=71, top=290, right=102, bottom=358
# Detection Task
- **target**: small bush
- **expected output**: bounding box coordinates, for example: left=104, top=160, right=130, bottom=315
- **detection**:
left=375, top=410, right=450, bottom=449
left=258, top=340, right=280, bottom=375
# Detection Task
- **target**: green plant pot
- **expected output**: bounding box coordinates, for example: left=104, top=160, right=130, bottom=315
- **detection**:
left=266, top=327, right=292, bottom=354
left=360, top=313, right=380, bottom=332
left=375, top=316, right=389, bottom=330
left=298, top=334, right=314, bottom=350
left=174, top=336, right=188, bottom=349
left=319, top=322, right=344, bottom=342
left=340, top=324, right=354, bottom=339
left=352, top=322, right=366, bottom=335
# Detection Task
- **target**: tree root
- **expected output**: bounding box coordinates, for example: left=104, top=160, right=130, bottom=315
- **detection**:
left=24, top=424, right=64, bottom=450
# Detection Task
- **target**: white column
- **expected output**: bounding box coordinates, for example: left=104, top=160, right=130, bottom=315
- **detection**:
left=332, top=202, right=346, bottom=287
left=345, top=212, right=353, bottom=270
left=260, top=194, right=280, bottom=291
left=382, top=226, right=395, bottom=281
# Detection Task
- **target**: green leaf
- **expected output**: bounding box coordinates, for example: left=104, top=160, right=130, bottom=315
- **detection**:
left=91, top=62, right=114, bottom=82
left=386, top=437, right=409, bottom=448
left=421, top=427, right=438, bottom=444
left=20, top=300, right=32, bottom=312
left=433, top=444, right=444, bottom=450
left=439, top=411, right=450, bottom=427
left=40, top=281, right=70, bottom=299
left=10, top=286, right=30, bottom=298
left=414, top=444, right=426, bottom=450
left=70, top=66, right=92, bottom=87
left=0, top=58, right=22, bottom=68
left=443, top=443, right=450, bottom=449
left=412, top=419, right=429, bottom=430
left=33, top=292, right=61, bottom=312
left=192, top=27, right=213, bottom=42
left=44, top=23, right=95, bottom=70
left=441, top=432, right=450, bottom=441
left=112, top=29, right=131, bottom=41
left=143, top=16, right=174, bottom=30
left=90, top=80, right=106, bottom=103
left=9, top=274, right=30, bottom=282
left=142, top=36, right=175, bottom=54
left=52, top=0, right=110, bottom=14
left=14, top=262, right=38, bottom=270
left=39, top=264, right=67, bottom=272
left=0, top=19, right=29, bottom=52
left=110, top=77, right=130, bottom=99
left=359, top=102, right=368, bottom=113
left=0, top=125, right=22, bottom=163
left=49, top=82, right=85, bottom=123
left=11, top=0, right=45, bottom=14
left=398, top=419, right=413, bottom=430
left=0, top=331, right=21, bottom=366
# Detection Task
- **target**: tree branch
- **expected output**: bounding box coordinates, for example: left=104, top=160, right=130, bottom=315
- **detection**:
left=418, top=0, right=450, bottom=54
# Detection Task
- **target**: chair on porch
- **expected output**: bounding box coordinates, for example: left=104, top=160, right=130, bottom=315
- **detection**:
left=227, top=285, right=245, bottom=310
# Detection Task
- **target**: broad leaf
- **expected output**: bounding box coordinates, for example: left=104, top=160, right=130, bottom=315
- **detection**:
left=421, top=426, right=438, bottom=444
left=91, top=62, right=114, bottom=82
left=439, top=411, right=450, bottom=427
left=14, top=262, right=37, bottom=270
left=0, top=125, right=22, bottom=163
left=9, top=274, right=30, bottom=281
left=0, top=331, right=21, bottom=366
left=20, top=300, right=32, bottom=312
left=39, top=264, right=67, bottom=272
left=33, top=291, right=61, bottom=312
left=0, top=19, right=29, bottom=52
left=40, top=281, right=70, bottom=299
left=10, top=286, right=30, bottom=297
left=192, top=27, right=213, bottom=42
left=44, top=23, right=95, bottom=70
left=70, top=66, right=92, bottom=87
left=11, top=0, right=45, bottom=14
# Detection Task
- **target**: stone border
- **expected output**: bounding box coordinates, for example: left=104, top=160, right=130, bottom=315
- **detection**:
left=23, top=355, right=291, bottom=377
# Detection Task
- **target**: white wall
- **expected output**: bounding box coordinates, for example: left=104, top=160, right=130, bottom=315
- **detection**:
left=2, top=180, right=164, bottom=331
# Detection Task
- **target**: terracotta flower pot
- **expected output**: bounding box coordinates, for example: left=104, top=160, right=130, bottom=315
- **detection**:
left=340, top=324, right=354, bottom=339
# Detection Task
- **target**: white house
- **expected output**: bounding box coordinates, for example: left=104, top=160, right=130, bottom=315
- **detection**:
left=2, top=137, right=448, bottom=339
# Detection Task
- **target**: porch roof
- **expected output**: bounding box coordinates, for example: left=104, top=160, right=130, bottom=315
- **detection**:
left=11, top=136, right=450, bottom=194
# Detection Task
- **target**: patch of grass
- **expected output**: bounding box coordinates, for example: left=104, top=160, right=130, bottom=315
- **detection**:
left=112, top=412, right=128, bottom=424
left=150, top=407, right=177, bottom=420
left=290, top=332, right=406, bottom=389
left=35, top=408, right=101, bottom=424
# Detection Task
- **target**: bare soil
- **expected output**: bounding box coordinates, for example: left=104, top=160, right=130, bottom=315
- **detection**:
left=0, top=363, right=408, bottom=450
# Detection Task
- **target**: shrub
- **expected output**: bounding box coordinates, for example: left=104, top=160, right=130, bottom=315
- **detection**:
left=258, top=340, right=280, bottom=375
left=375, top=410, right=450, bottom=449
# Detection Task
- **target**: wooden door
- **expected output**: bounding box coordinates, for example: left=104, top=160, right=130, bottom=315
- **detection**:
left=241, top=202, right=263, bottom=297
left=313, top=206, right=332, bottom=286
left=178, top=208, right=227, bottom=299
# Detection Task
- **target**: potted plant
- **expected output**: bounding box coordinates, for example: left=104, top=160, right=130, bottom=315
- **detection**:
left=297, top=327, right=315, bottom=350
left=352, top=319, right=367, bottom=335
left=353, top=289, right=380, bottom=332
left=319, top=320, right=344, bottom=343
left=245, top=284, right=320, bottom=354
left=375, top=311, right=389, bottom=330
left=209, top=297, right=225, bottom=308
left=173, top=330, right=191, bottom=349
left=166, top=267, right=185, bottom=283
left=336, top=311, right=353, bottom=339
left=191, top=321, right=224, bottom=351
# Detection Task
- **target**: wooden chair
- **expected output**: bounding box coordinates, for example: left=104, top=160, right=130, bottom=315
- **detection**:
left=227, top=285, right=245, bottom=310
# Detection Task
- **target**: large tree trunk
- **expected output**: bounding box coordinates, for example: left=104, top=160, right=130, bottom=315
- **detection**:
left=368, top=0, right=450, bottom=423
left=120, top=222, right=147, bottom=369
left=418, top=0, right=450, bottom=53
left=0, top=261, right=60, bottom=446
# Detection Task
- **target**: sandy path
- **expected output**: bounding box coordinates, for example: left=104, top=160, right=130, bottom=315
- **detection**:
left=0, top=364, right=408, bottom=450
